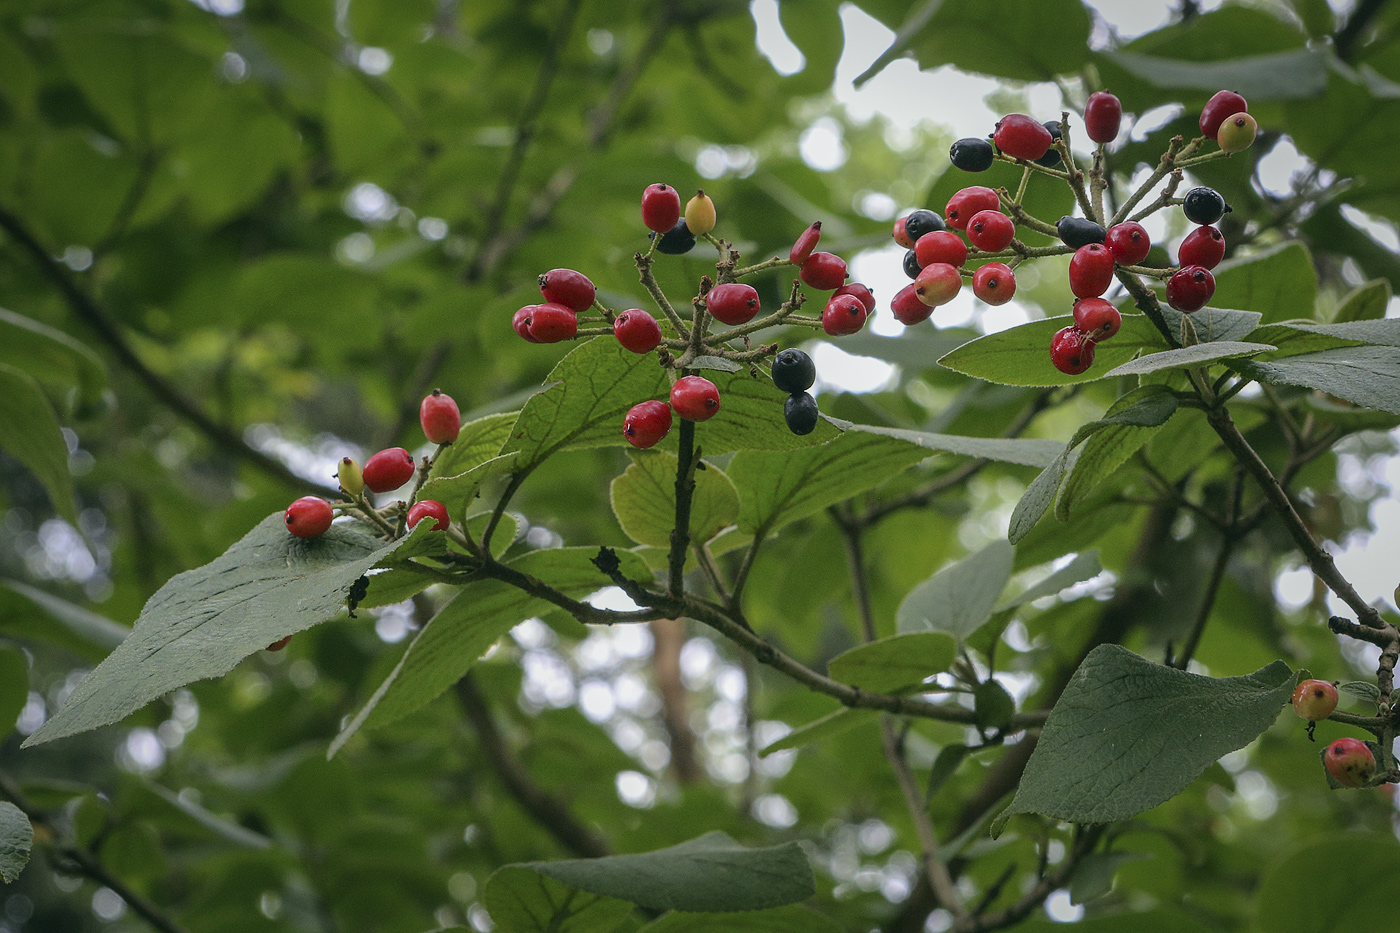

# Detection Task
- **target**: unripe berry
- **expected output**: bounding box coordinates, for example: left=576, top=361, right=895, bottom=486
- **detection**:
left=624, top=400, right=672, bottom=449
left=966, top=210, right=1015, bottom=252
left=972, top=263, right=1016, bottom=306
left=613, top=309, right=663, bottom=353
left=1324, top=737, right=1376, bottom=788
left=1200, top=90, right=1248, bottom=139
left=784, top=392, right=819, bottom=435
left=538, top=269, right=595, bottom=313
left=706, top=283, right=761, bottom=326
left=1178, top=225, right=1226, bottom=270
left=406, top=499, right=450, bottom=532
left=363, top=447, right=416, bottom=493
left=670, top=375, right=721, bottom=422
left=791, top=221, right=823, bottom=265
left=913, top=262, right=962, bottom=307
left=1069, top=243, right=1115, bottom=299
left=821, top=294, right=867, bottom=336
left=684, top=190, right=716, bottom=235
left=527, top=302, right=578, bottom=343
left=833, top=282, right=876, bottom=314
left=800, top=252, right=847, bottom=290
left=337, top=457, right=364, bottom=498
left=642, top=183, right=682, bottom=233
left=993, top=113, right=1053, bottom=161
left=915, top=230, right=968, bottom=268
left=1292, top=679, right=1339, bottom=721
left=1167, top=265, right=1216, bottom=312
left=903, top=209, right=945, bottom=240
left=949, top=137, right=995, bottom=172
left=945, top=187, right=999, bottom=231
left=1217, top=112, right=1257, bottom=153
left=890, top=284, right=933, bottom=325
left=1050, top=326, right=1095, bottom=375
left=1057, top=216, right=1106, bottom=249
left=653, top=219, right=697, bottom=255
left=513, top=305, right=542, bottom=343
left=1072, top=297, right=1121, bottom=341
left=771, top=348, right=816, bottom=394
left=1084, top=91, right=1122, bottom=144
left=1104, top=222, right=1151, bottom=266
left=420, top=389, right=461, bottom=444
left=285, top=496, right=334, bottom=538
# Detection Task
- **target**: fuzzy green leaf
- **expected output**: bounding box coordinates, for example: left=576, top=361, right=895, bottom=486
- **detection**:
left=0, top=364, right=77, bottom=525
left=1102, top=341, right=1274, bottom=378
left=897, top=540, right=1015, bottom=639
left=1235, top=345, right=1400, bottom=415
left=939, top=315, right=1164, bottom=387
left=484, top=867, right=635, bottom=933
left=1210, top=242, right=1318, bottom=324
left=827, top=632, right=957, bottom=693
left=610, top=451, right=740, bottom=549
left=0, top=802, right=31, bottom=884
left=846, top=424, right=1064, bottom=468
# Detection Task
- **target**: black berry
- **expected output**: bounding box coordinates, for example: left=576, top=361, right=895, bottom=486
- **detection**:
left=784, top=392, right=819, bottom=435
left=1182, top=187, right=1230, bottom=225
left=772, top=349, right=815, bottom=394
left=1035, top=121, right=1062, bottom=168
left=652, top=218, right=696, bottom=255
left=1056, top=215, right=1106, bottom=249
left=904, top=209, right=945, bottom=240
left=903, top=249, right=922, bottom=279
left=950, top=137, right=995, bottom=172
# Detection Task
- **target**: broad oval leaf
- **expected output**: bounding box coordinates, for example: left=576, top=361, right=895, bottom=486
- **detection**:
left=1210, top=242, right=1318, bottom=324
left=897, top=540, right=1015, bottom=639
left=846, top=424, right=1064, bottom=468
left=1101, top=341, right=1274, bottom=378
left=1004, top=645, right=1293, bottom=825
left=1102, top=48, right=1325, bottom=99
left=0, top=364, right=77, bottom=525
left=0, top=801, right=32, bottom=884
left=1159, top=306, right=1261, bottom=344
left=610, top=450, right=740, bottom=549
left=1235, top=345, right=1400, bottom=415
left=939, top=315, right=1165, bottom=387
left=484, top=866, right=635, bottom=933
left=1332, top=278, right=1391, bottom=323
left=827, top=632, right=957, bottom=693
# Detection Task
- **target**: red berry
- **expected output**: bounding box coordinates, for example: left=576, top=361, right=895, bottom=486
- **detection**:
left=1292, top=679, right=1339, bottom=721
left=1069, top=243, right=1115, bottom=299
left=670, top=375, right=721, bottom=422
left=513, top=305, right=542, bottom=343
left=538, top=269, right=596, bottom=313
left=993, top=113, right=1053, bottom=161
left=1050, top=326, right=1096, bottom=375
left=407, top=499, right=450, bottom=532
left=790, top=221, right=822, bottom=265
left=892, top=216, right=914, bottom=249
left=706, top=283, right=761, bottom=326
left=613, top=309, right=663, bottom=353
left=914, top=262, right=962, bottom=307
left=1084, top=91, right=1122, bottom=144
left=1178, top=225, right=1225, bottom=270
left=266, top=635, right=292, bottom=652
left=642, top=183, right=682, bottom=233
left=1072, top=297, right=1121, bottom=341
left=821, top=294, right=867, bottom=336
left=833, top=282, right=876, bottom=314
left=623, top=400, right=672, bottom=449
left=1324, top=737, right=1376, bottom=788
left=1200, top=90, right=1248, bottom=139
left=284, top=496, right=333, bottom=538
left=945, top=187, right=1000, bottom=231
left=363, top=447, right=416, bottom=493
left=800, top=252, right=847, bottom=290
left=890, top=284, right=933, bottom=325
left=420, top=390, right=461, bottom=444
left=966, top=210, right=1015, bottom=252
left=1166, top=265, right=1215, bottom=312
left=972, top=263, right=1016, bottom=306
left=527, top=302, right=578, bottom=343
left=914, top=230, right=968, bottom=268
left=1104, top=222, right=1151, bottom=266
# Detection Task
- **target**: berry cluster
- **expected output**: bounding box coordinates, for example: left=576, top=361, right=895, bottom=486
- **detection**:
left=623, top=375, right=723, bottom=449
left=771, top=348, right=819, bottom=435
left=1291, top=678, right=1385, bottom=788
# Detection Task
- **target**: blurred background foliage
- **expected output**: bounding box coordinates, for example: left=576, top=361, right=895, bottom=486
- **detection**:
left=3, top=0, right=1400, bottom=931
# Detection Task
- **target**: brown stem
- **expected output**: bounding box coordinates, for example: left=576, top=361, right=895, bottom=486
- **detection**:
left=668, top=419, right=698, bottom=597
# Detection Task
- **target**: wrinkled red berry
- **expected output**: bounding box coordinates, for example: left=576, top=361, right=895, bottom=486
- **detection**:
left=624, top=400, right=672, bottom=448
left=800, top=252, right=847, bottom=290
left=527, top=302, right=578, bottom=343
left=538, top=269, right=596, bottom=313
left=972, top=263, right=1016, bottom=306
left=670, top=375, right=721, bottom=422
left=1324, top=737, right=1375, bottom=788
left=890, top=284, right=933, bottom=325
left=1167, top=265, right=1215, bottom=312
left=407, top=499, right=450, bottom=531
left=1050, top=326, right=1095, bottom=375
left=993, top=113, right=1053, bottom=161
left=915, top=230, right=968, bottom=268
left=1072, top=297, right=1121, bottom=341
left=707, top=283, right=761, bottom=326
left=966, top=210, right=1015, bottom=252
left=513, top=305, right=542, bottom=343
left=1069, top=243, right=1115, bottom=299
left=285, top=496, right=334, bottom=538
left=1200, top=90, right=1248, bottom=139
left=1178, top=225, right=1225, bottom=270
left=1084, top=91, right=1122, bottom=144
left=614, top=309, right=663, bottom=353
left=821, top=294, right=867, bottom=336
left=1104, top=222, right=1151, bottom=266
left=642, top=183, right=682, bottom=233
left=790, top=221, right=822, bottom=265
left=363, top=448, right=416, bottom=493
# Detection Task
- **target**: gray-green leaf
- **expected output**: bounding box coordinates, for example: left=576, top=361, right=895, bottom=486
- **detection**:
left=0, top=364, right=78, bottom=525
left=484, top=867, right=635, bottom=933
left=846, top=424, right=1064, bottom=468
left=0, top=801, right=32, bottom=883
left=1235, top=345, right=1400, bottom=415
left=897, top=540, right=1015, bottom=639
left=1102, top=341, right=1273, bottom=378
left=827, top=632, right=957, bottom=693
left=610, top=451, right=739, bottom=549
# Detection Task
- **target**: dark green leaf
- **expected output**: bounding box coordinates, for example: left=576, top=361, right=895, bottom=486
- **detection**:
left=846, top=424, right=1064, bottom=468
left=610, top=451, right=740, bottom=549
left=0, top=802, right=31, bottom=884
left=1210, top=243, right=1319, bottom=324
left=1101, top=48, right=1325, bottom=99
left=925, top=744, right=969, bottom=801
left=1332, top=279, right=1391, bottom=323
left=0, top=307, right=106, bottom=410
left=897, top=540, right=1014, bottom=639
left=1004, top=645, right=1293, bottom=824
left=1101, top=341, right=1274, bottom=378
left=1070, top=851, right=1151, bottom=905
left=484, top=866, right=635, bottom=933
left=1159, top=305, right=1262, bottom=344
left=827, top=632, right=957, bottom=693
left=1057, top=389, right=1180, bottom=518
left=1008, top=450, right=1071, bottom=545
left=0, top=364, right=77, bottom=525
left=974, top=678, right=1015, bottom=733
left=1235, top=345, right=1400, bottom=415
left=1338, top=680, right=1380, bottom=702
left=939, top=315, right=1164, bottom=387
left=759, top=707, right=877, bottom=757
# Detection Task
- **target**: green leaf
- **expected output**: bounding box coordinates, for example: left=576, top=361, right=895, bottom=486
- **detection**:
left=1210, top=243, right=1319, bottom=324
left=0, top=646, right=28, bottom=737
left=23, top=516, right=435, bottom=748
left=1159, top=306, right=1262, bottom=344
left=728, top=430, right=929, bottom=537
left=925, top=744, right=969, bottom=800
left=1056, top=389, right=1180, bottom=519
left=331, top=547, right=654, bottom=754
left=1338, top=680, right=1380, bottom=702
left=998, top=550, right=1102, bottom=610
left=0, top=364, right=77, bottom=525
left=1070, top=851, right=1151, bottom=905
left=484, top=866, right=635, bottom=933
left=897, top=540, right=1015, bottom=639
left=974, top=678, right=1016, bottom=733
left=1332, top=278, right=1391, bottom=322
left=938, top=315, right=1164, bottom=387
left=0, top=801, right=31, bottom=884
left=428, top=412, right=521, bottom=479
left=758, top=707, right=877, bottom=757
left=520, top=831, right=815, bottom=913
left=827, top=632, right=957, bottom=693
left=1, top=579, right=131, bottom=652
left=419, top=453, right=520, bottom=519
left=1251, top=833, right=1400, bottom=933
left=610, top=451, right=740, bottom=549
left=1235, top=346, right=1400, bottom=415
left=1008, top=449, right=1071, bottom=545
left=1003, top=645, right=1293, bottom=825
left=639, top=905, right=844, bottom=933
left=845, top=424, right=1064, bottom=468
left=0, top=308, right=106, bottom=410
left=1101, top=48, right=1325, bottom=99
left=1015, top=909, right=1212, bottom=933
left=1102, top=341, right=1274, bottom=378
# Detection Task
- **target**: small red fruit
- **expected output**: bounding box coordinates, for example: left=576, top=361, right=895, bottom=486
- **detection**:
left=706, top=283, right=761, bottom=326
left=821, top=294, right=867, bottom=336
left=267, top=635, right=292, bottom=652
left=513, top=305, right=542, bottom=343
left=527, top=302, right=578, bottom=343
left=623, top=400, right=673, bottom=449
left=670, top=375, right=721, bottom=422
left=945, top=187, right=1000, bottom=231
left=800, top=252, right=847, bottom=290
left=993, top=113, right=1053, bottom=161
left=966, top=210, right=1015, bottom=252
left=407, top=499, right=450, bottom=532
left=791, top=221, right=823, bottom=265
left=972, top=263, right=1016, bottom=306
left=1104, top=222, right=1151, bottom=266
left=613, top=309, right=663, bottom=353
left=890, top=284, right=933, bottom=325
left=833, top=282, right=876, bottom=314
left=915, top=230, right=968, bottom=268
left=1084, top=91, right=1122, bottom=144
left=1200, top=90, right=1248, bottom=139
left=538, top=269, right=596, bottom=313
left=642, top=183, right=682, bottom=233
left=914, top=262, right=962, bottom=307
left=1166, top=265, right=1215, bottom=312
left=1069, top=243, right=1115, bottom=299
left=285, top=496, right=334, bottom=538
left=420, top=390, right=461, bottom=445
left=363, top=447, right=416, bottom=493
left=1050, top=326, right=1095, bottom=375
left=1324, top=737, right=1376, bottom=788
left=1292, top=680, right=1339, bottom=721
left=1178, top=225, right=1225, bottom=270
left=1072, top=297, right=1121, bottom=341
left=892, top=216, right=914, bottom=249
